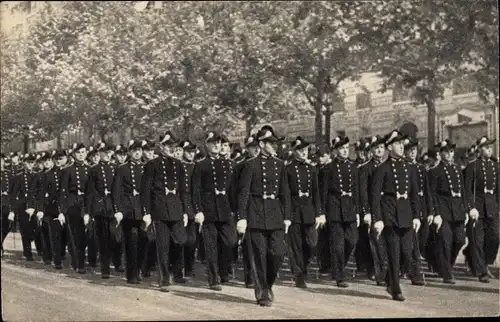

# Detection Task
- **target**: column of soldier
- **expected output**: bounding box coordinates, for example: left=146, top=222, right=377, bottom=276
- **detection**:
left=1, top=125, right=498, bottom=306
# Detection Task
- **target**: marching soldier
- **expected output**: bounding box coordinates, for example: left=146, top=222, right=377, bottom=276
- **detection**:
left=316, top=144, right=332, bottom=275
left=174, top=140, right=198, bottom=280
left=59, top=143, right=90, bottom=273
left=464, top=136, right=499, bottom=283
left=371, top=130, right=421, bottom=301
left=114, top=145, right=128, bottom=165
left=424, top=147, right=441, bottom=274
left=192, top=132, right=237, bottom=290
left=286, top=136, right=323, bottom=288
left=33, top=153, right=46, bottom=257
left=236, top=125, right=291, bottom=306
left=358, top=135, right=389, bottom=286
left=112, top=140, right=148, bottom=284
left=403, top=138, right=431, bottom=286
left=141, top=131, right=187, bottom=292
left=142, top=140, right=157, bottom=163
left=1, top=153, right=14, bottom=255
left=428, top=139, right=468, bottom=284
left=10, top=153, right=40, bottom=261
left=321, top=136, right=360, bottom=288
left=37, top=150, right=67, bottom=269
left=87, top=142, right=123, bottom=278
left=84, top=146, right=99, bottom=268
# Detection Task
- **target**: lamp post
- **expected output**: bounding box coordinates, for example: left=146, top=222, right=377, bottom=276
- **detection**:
left=23, top=126, right=30, bottom=154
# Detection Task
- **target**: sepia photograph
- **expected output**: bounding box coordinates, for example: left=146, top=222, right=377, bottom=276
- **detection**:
left=1, top=1, right=499, bottom=320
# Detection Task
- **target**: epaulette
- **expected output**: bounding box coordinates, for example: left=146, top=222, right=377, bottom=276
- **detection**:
left=358, top=158, right=372, bottom=168
left=468, top=159, right=477, bottom=164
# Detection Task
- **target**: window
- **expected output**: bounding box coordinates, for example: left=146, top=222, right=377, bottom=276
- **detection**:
left=336, top=130, right=346, bottom=137
left=355, top=93, right=372, bottom=109
left=392, top=82, right=411, bottom=102
left=452, top=75, right=478, bottom=95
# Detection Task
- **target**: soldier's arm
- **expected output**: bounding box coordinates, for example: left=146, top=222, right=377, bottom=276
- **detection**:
left=370, top=165, right=385, bottom=223
left=428, top=168, right=440, bottom=216
left=458, top=168, right=469, bottom=213
left=140, top=161, right=155, bottom=215
left=35, top=174, right=46, bottom=212
left=58, top=168, right=70, bottom=214
left=236, top=160, right=253, bottom=221
left=353, top=165, right=360, bottom=215
left=177, top=161, right=188, bottom=216
left=463, top=162, right=475, bottom=211
left=111, top=166, right=123, bottom=214
left=320, top=165, right=330, bottom=215
left=191, top=162, right=203, bottom=214
left=84, top=168, right=94, bottom=216
left=279, top=162, right=291, bottom=221
left=409, top=165, right=420, bottom=220
left=359, top=166, right=370, bottom=215
left=9, top=174, right=19, bottom=212
left=423, top=169, right=434, bottom=217
left=311, top=166, right=322, bottom=218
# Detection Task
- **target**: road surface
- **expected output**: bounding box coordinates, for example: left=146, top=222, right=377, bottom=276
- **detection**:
left=1, top=233, right=499, bottom=321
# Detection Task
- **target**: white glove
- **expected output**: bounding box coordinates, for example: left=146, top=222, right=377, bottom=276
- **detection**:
left=469, top=208, right=479, bottom=221
left=183, top=214, right=188, bottom=227
left=284, top=220, right=292, bottom=234
left=36, top=211, right=44, bottom=221
left=8, top=211, right=15, bottom=221
left=315, top=215, right=326, bottom=229
left=83, top=214, right=90, bottom=226
left=26, top=208, right=35, bottom=217
left=363, top=214, right=371, bottom=225
left=57, top=213, right=65, bottom=226
left=427, top=215, right=434, bottom=225
left=194, top=212, right=204, bottom=224
left=356, top=214, right=360, bottom=228
left=143, top=214, right=152, bottom=229
left=236, top=219, right=247, bottom=234
left=374, top=220, right=384, bottom=236
left=114, top=212, right=123, bottom=226
left=433, top=215, right=443, bottom=231
left=413, top=218, right=421, bottom=232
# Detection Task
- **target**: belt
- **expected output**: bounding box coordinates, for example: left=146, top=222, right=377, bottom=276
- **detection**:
left=330, top=190, right=353, bottom=197
left=437, top=191, right=462, bottom=198
left=381, top=192, right=409, bottom=200
left=250, top=193, right=279, bottom=200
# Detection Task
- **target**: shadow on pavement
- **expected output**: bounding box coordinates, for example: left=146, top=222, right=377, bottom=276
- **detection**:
left=421, top=281, right=499, bottom=294
left=170, top=289, right=256, bottom=304
left=304, top=286, right=390, bottom=300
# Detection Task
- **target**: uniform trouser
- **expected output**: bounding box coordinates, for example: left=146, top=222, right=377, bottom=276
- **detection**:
left=34, top=222, right=44, bottom=254
left=425, top=225, right=439, bottom=272
left=95, top=216, right=123, bottom=275
left=288, top=223, right=318, bottom=278
left=328, top=221, right=358, bottom=282
left=17, top=205, right=37, bottom=259
left=435, top=221, right=465, bottom=280
left=143, top=241, right=157, bottom=274
left=155, top=220, right=186, bottom=285
left=316, top=226, right=330, bottom=271
left=198, top=231, right=206, bottom=261
left=61, top=224, right=68, bottom=258
left=418, top=218, right=431, bottom=259
left=466, top=217, right=498, bottom=277
left=122, top=218, right=148, bottom=281
left=355, top=223, right=371, bottom=272
left=367, top=225, right=389, bottom=283
left=1, top=206, right=11, bottom=249
left=384, top=226, right=412, bottom=295
left=248, top=229, right=286, bottom=300
left=172, top=220, right=197, bottom=278
left=201, top=220, right=237, bottom=285
left=401, top=228, right=423, bottom=281
left=86, top=219, right=98, bottom=266
left=41, top=215, right=63, bottom=266
left=241, top=233, right=253, bottom=284
left=483, top=215, right=500, bottom=265
left=66, top=206, right=87, bottom=270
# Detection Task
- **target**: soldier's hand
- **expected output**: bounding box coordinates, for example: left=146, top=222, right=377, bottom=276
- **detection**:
left=194, top=212, right=204, bottom=224
left=36, top=211, right=44, bottom=221
left=427, top=215, right=434, bottom=225
left=8, top=211, right=15, bottom=222
left=183, top=214, right=188, bottom=227
left=464, top=214, right=469, bottom=226
left=236, top=219, right=247, bottom=234
left=363, top=214, right=372, bottom=225
left=469, top=208, right=479, bottom=221
left=142, top=214, right=152, bottom=229
left=284, top=220, right=292, bottom=234
left=57, top=213, right=65, bottom=226
left=356, top=214, right=360, bottom=228
left=114, top=212, right=123, bottom=226
left=433, top=215, right=443, bottom=231
left=83, top=214, right=90, bottom=226
left=315, top=215, right=326, bottom=229
left=26, top=208, right=35, bottom=217
left=374, top=221, right=384, bottom=236
left=413, top=218, right=421, bottom=232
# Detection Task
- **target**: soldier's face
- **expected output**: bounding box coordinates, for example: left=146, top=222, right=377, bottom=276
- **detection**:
left=99, top=151, right=111, bottom=162
left=130, top=148, right=143, bottom=161
left=25, top=161, right=35, bottom=171
left=294, top=147, right=309, bottom=161
left=206, top=141, right=221, bottom=154
left=90, top=154, right=100, bottom=164
left=480, top=146, right=493, bottom=158
left=174, top=148, right=183, bottom=159
left=116, top=153, right=127, bottom=164
left=389, top=141, right=404, bottom=157
left=184, top=150, right=195, bottom=161
left=405, top=146, right=418, bottom=161
left=74, top=148, right=87, bottom=162
left=372, top=144, right=385, bottom=158
left=247, top=146, right=260, bottom=157
left=161, top=144, right=175, bottom=156
left=43, top=159, right=54, bottom=169
left=356, top=151, right=365, bottom=160
left=55, top=157, right=66, bottom=167
left=11, top=156, right=19, bottom=164
left=260, top=141, right=277, bottom=156
left=220, top=142, right=231, bottom=155
left=319, top=153, right=330, bottom=164
left=143, top=150, right=154, bottom=160
left=337, top=144, right=350, bottom=159
left=440, top=150, right=454, bottom=162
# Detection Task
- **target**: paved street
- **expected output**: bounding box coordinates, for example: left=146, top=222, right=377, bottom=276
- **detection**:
left=1, top=232, right=499, bottom=321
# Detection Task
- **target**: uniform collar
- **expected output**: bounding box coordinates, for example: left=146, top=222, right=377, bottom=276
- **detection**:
left=335, top=156, right=349, bottom=163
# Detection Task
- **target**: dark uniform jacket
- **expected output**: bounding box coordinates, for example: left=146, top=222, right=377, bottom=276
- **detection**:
left=87, top=162, right=116, bottom=217
left=38, top=167, right=64, bottom=217
left=285, top=159, right=321, bottom=224
left=192, top=156, right=233, bottom=223
left=59, top=161, right=90, bottom=216
left=371, top=157, right=420, bottom=228
left=140, top=155, right=184, bottom=222
left=180, top=160, right=195, bottom=220
left=237, top=154, right=291, bottom=230
left=358, top=158, right=384, bottom=218
left=1, top=169, right=14, bottom=213
left=464, top=156, right=499, bottom=219
left=229, top=159, right=247, bottom=213
left=428, top=161, right=468, bottom=222
left=408, top=160, right=434, bottom=219
left=10, top=169, right=38, bottom=212
left=321, top=157, right=360, bottom=223
left=112, top=161, right=145, bottom=221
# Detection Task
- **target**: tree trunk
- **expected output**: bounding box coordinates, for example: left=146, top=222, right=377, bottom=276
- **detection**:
left=314, top=100, right=323, bottom=145
left=23, top=133, right=30, bottom=154
left=324, top=106, right=332, bottom=144
left=56, top=133, right=62, bottom=149
left=426, top=98, right=437, bottom=148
